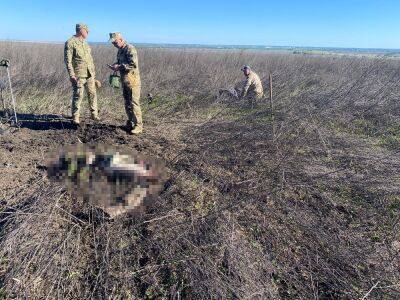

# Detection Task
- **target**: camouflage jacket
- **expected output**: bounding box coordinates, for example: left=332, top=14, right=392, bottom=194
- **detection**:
left=242, top=71, right=264, bottom=98
left=64, top=36, right=95, bottom=78
left=116, top=43, right=140, bottom=77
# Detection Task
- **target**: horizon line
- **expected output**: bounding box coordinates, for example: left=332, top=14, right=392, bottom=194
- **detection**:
left=1, top=38, right=400, bottom=52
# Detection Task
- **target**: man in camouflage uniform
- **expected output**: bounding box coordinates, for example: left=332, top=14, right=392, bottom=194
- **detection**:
left=108, top=32, right=142, bottom=134
left=241, top=66, right=264, bottom=100
left=64, top=23, right=99, bottom=125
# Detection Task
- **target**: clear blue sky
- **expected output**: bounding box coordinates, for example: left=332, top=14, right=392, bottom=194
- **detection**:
left=0, top=0, right=399, bottom=49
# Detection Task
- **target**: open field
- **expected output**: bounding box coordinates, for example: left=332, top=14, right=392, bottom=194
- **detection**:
left=0, top=41, right=399, bottom=299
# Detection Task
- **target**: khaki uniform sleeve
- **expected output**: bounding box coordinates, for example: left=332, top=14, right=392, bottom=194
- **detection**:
left=121, top=46, right=138, bottom=72
left=115, top=49, right=121, bottom=66
left=86, top=43, right=96, bottom=74
left=64, top=40, right=75, bottom=78
left=242, top=76, right=252, bottom=98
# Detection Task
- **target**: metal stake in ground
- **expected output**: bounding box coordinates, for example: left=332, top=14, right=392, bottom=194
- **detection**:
left=6, top=65, right=18, bottom=125
left=0, top=59, right=18, bottom=125
left=0, top=79, right=6, bottom=112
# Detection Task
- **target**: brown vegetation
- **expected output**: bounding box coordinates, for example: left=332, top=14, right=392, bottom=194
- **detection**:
left=0, top=41, right=399, bottom=299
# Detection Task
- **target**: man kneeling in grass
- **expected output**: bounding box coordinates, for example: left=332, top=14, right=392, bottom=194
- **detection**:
left=240, top=65, right=264, bottom=100
left=218, top=66, right=264, bottom=102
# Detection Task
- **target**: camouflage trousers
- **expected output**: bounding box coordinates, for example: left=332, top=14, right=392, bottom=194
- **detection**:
left=246, top=91, right=264, bottom=101
left=71, top=76, right=99, bottom=122
left=220, top=86, right=263, bottom=102
left=122, top=73, right=142, bottom=129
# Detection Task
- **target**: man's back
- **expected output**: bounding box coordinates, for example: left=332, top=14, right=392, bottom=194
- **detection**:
left=243, top=71, right=264, bottom=99
left=248, top=72, right=263, bottom=95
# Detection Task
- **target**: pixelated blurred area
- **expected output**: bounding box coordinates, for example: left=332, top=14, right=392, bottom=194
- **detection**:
left=46, top=145, right=166, bottom=218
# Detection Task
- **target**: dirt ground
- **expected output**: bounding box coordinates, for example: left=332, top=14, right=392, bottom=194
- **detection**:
left=0, top=95, right=399, bottom=299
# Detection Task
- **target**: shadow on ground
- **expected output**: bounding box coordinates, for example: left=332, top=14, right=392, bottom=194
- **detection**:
left=0, top=111, right=76, bottom=130
left=0, top=111, right=130, bottom=133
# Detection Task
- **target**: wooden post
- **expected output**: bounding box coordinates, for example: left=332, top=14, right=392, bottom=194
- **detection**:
left=269, top=74, right=276, bottom=140
left=269, top=74, right=273, bottom=107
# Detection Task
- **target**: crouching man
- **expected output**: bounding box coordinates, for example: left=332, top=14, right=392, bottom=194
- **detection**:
left=241, top=65, right=264, bottom=100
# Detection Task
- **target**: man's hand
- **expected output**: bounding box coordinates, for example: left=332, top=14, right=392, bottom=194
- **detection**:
left=108, top=64, right=121, bottom=72
left=70, top=76, right=78, bottom=85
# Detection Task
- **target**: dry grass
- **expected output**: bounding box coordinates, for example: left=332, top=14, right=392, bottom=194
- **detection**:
left=0, top=41, right=399, bottom=299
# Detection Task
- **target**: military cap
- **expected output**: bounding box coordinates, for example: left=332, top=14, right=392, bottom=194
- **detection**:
left=109, top=32, right=122, bottom=43
left=76, top=23, right=89, bottom=32
left=241, top=65, right=251, bottom=71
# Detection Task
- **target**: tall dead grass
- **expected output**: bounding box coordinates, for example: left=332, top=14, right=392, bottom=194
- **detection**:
left=0, top=41, right=399, bottom=299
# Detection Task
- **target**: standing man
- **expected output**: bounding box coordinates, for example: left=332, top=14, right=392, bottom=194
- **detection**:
left=64, top=23, right=99, bottom=125
left=108, top=32, right=142, bottom=134
left=241, top=66, right=264, bottom=100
